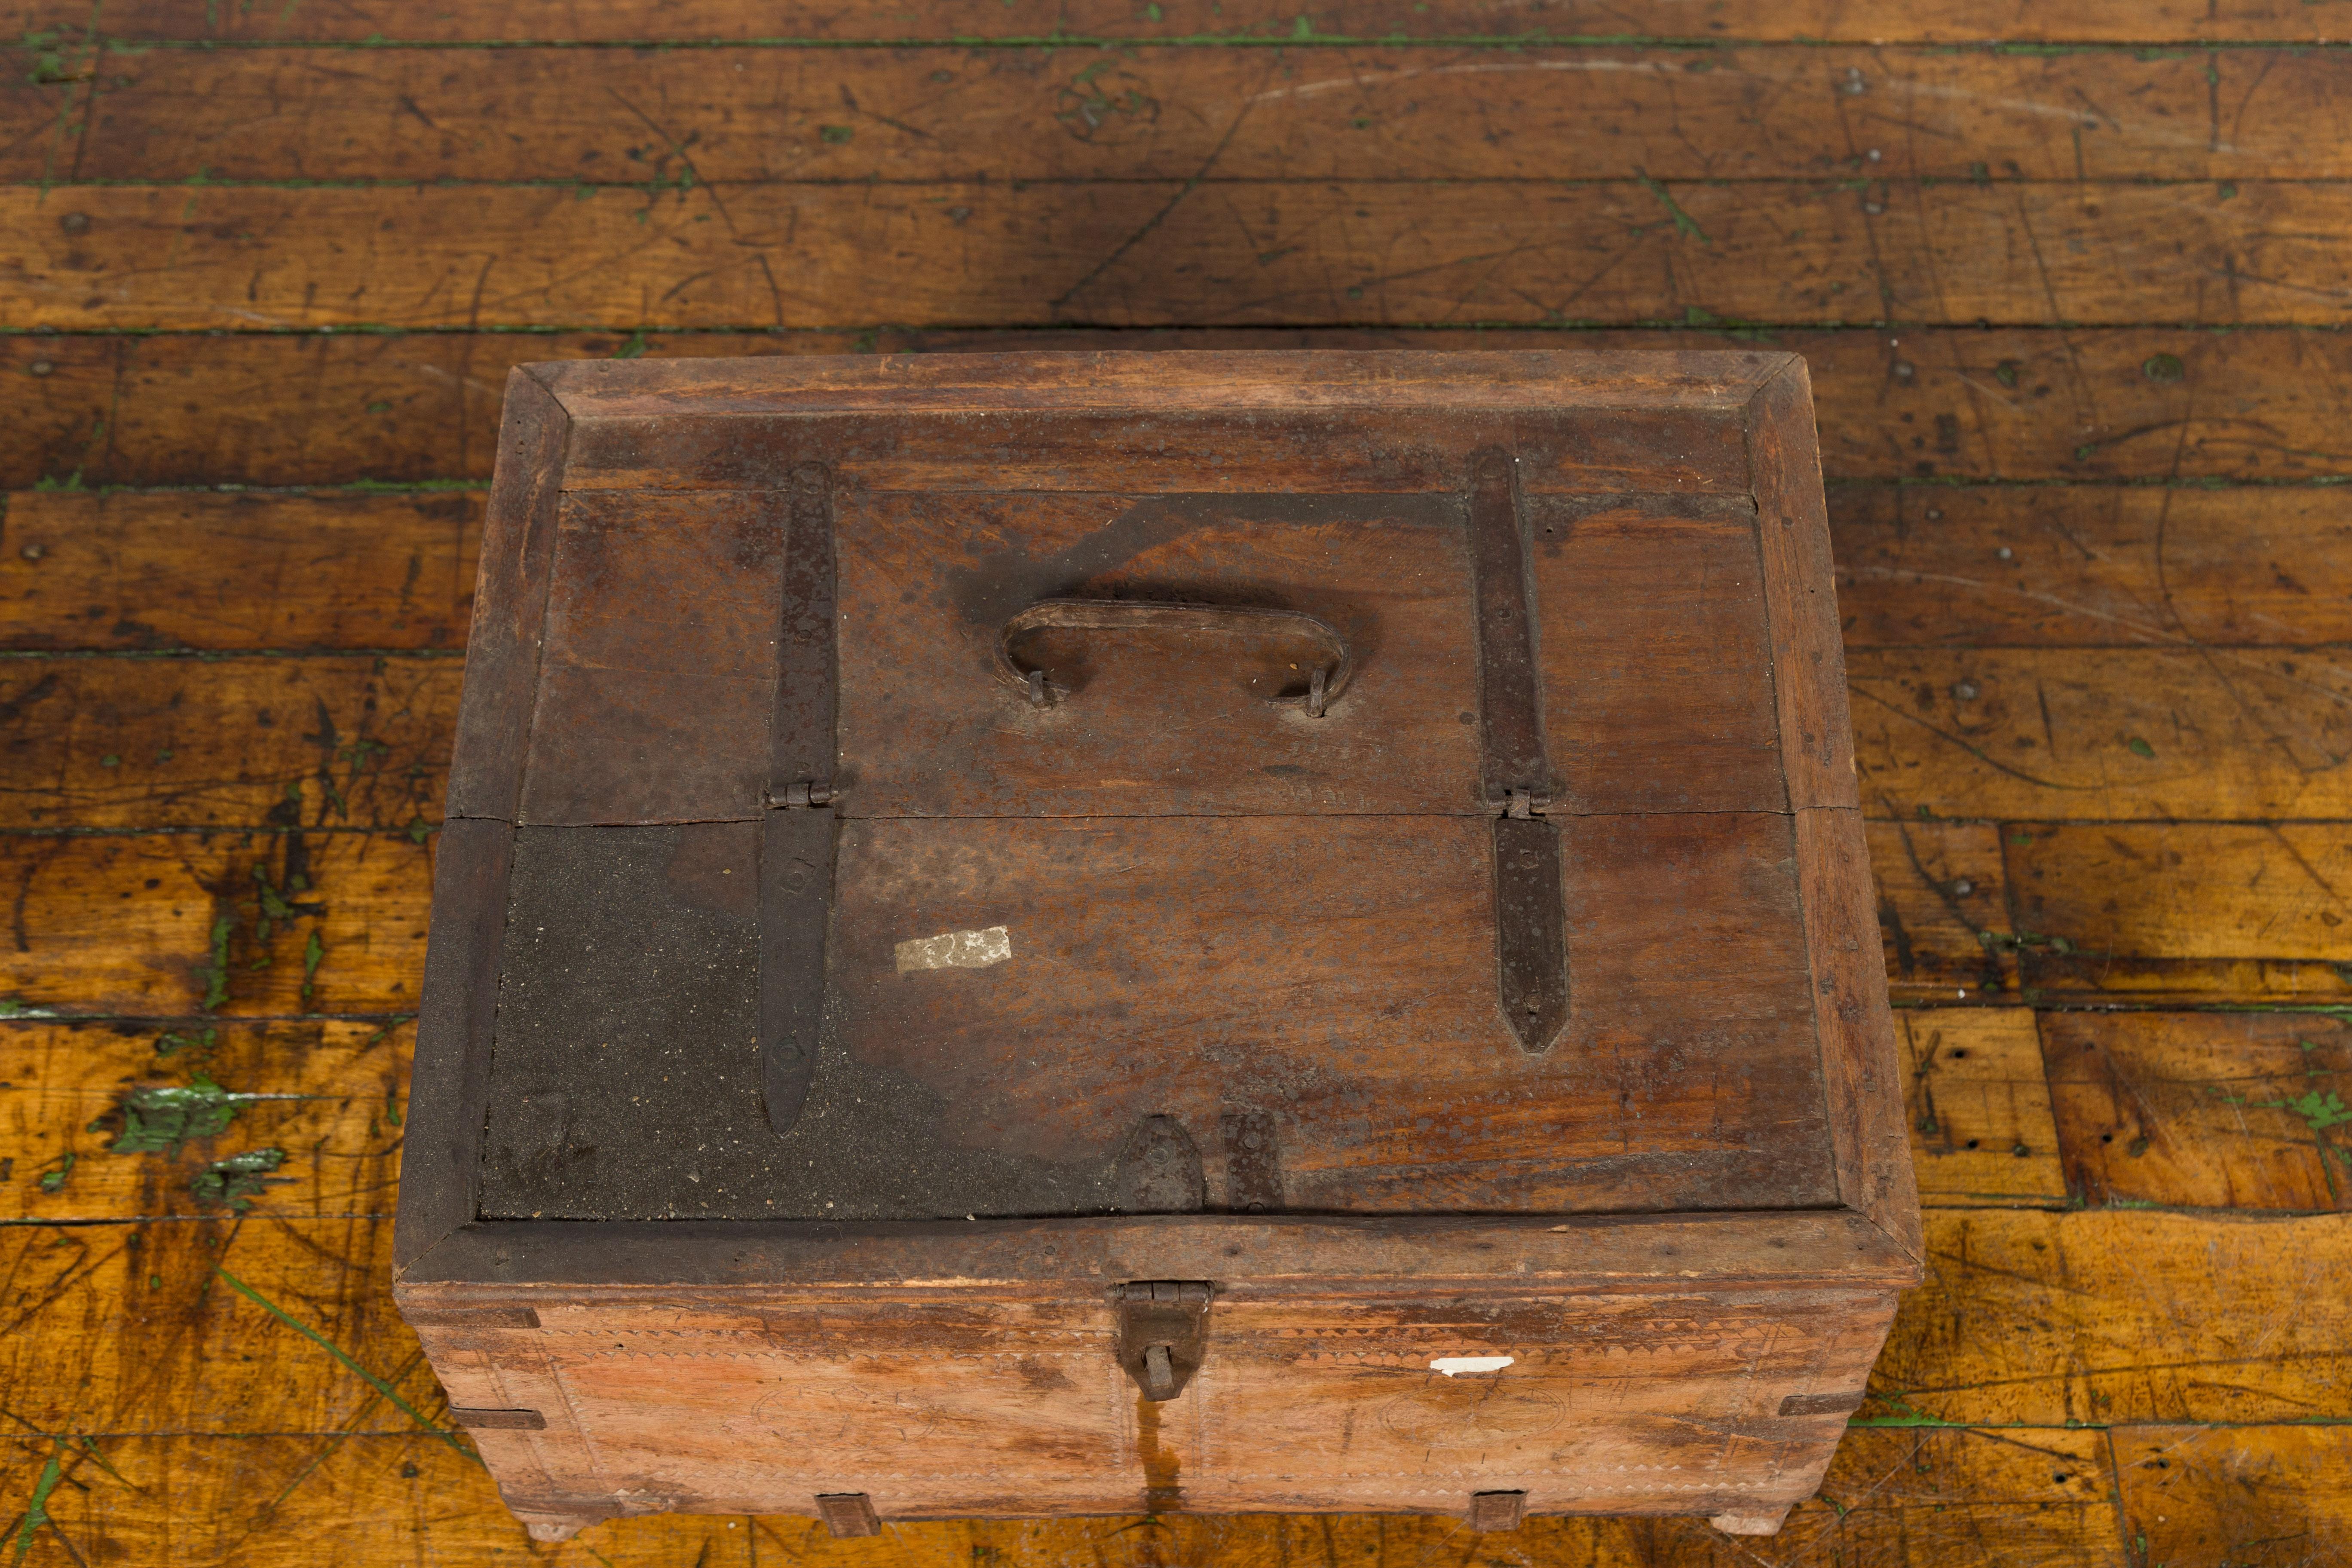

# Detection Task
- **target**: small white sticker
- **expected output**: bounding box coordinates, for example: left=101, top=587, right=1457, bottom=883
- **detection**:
left=1430, top=1355, right=1514, bottom=1377
left=894, top=925, right=1014, bottom=974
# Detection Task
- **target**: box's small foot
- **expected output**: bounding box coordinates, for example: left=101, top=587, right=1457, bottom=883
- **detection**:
left=1468, top=1491, right=1526, bottom=1532
left=518, top=1514, right=592, bottom=1543
left=817, top=1493, right=880, bottom=1539
left=1710, top=1505, right=1792, bottom=1537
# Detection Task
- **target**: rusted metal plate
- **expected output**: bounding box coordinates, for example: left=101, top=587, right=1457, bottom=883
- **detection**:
left=1113, top=1281, right=1213, bottom=1402
left=1492, top=815, right=1571, bottom=1056
left=1466, top=447, right=1554, bottom=805
left=761, top=462, right=840, bottom=1138
left=771, top=462, right=838, bottom=801
left=450, top=1408, right=548, bottom=1431
left=476, top=824, right=767, bottom=1221
left=1467, top=447, right=1571, bottom=1055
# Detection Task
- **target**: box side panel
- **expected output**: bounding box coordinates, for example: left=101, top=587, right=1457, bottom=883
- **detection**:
left=1180, top=1287, right=1900, bottom=1517
left=446, top=367, right=569, bottom=822
left=534, top=349, right=1792, bottom=419
left=557, top=405, right=1758, bottom=496
left=392, top=817, right=514, bottom=1271
left=1798, top=806, right=1925, bottom=1262
left=1743, top=360, right=1919, bottom=1263
left=1745, top=359, right=1859, bottom=813
left=398, top=1305, right=608, bottom=1524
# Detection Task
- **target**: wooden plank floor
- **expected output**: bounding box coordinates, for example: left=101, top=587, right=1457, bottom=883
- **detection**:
left=5, top=3, right=2352, bottom=1563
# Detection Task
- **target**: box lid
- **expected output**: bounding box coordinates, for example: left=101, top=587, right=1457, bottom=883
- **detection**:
left=397, top=351, right=1917, bottom=1282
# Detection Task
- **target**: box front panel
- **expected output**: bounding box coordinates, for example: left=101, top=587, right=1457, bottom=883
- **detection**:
left=1174, top=1288, right=1898, bottom=1516
left=409, top=1283, right=1896, bottom=1522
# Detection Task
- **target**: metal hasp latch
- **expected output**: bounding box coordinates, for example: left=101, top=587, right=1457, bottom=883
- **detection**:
left=1113, top=1281, right=1212, bottom=1401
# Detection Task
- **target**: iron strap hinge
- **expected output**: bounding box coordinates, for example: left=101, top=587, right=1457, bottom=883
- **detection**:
left=1467, top=447, right=1571, bottom=1057
left=1112, top=1280, right=1212, bottom=1402
left=769, top=781, right=836, bottom=809
left=761, top=461, right=840, bottom=1141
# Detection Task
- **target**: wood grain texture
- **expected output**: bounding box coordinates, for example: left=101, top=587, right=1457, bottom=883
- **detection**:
left=2, top=0, right=2343, bottom=1549
left=6, top=327, right=2342, bottom=490
left=0, top=1214, right=429, bottom=1436
left=0, top=829, right=434, bottom=1018
left=12, top=0, right=2343, bottom=43
left=518, top=491, right=785, bottom=824
left=1847, top=646, right=2352, bottom=821
left=1870, top=1209, right=2352, bottom=1426
left=1834, top=484, right=2352, bottom=649
left=1868, top=819, right=2017, bottom=1004
left=389, top=817, right=507, bottom=1271
left=538, top=348, right=1771, bottom=494
left=839, top=489, right=1490, bottom=818
left=0, top=655, right=459, bottom=830
left=16, top=181, right=2352, bottom=331
left=2040, top=1010, right=2352, bottom=1211
left=392, top=347, right=1916, bottom=1522
left=0, top=491, right=480, bottom=652
left=1896, top=1009, right=2067, bottom=1209
left=811, top=812, right=1832, bottom=1218
left=2007, top=823, right=2352, bottom=1005
left=2, top=1206, right=2336, bottom=1443
left=20, top=644, right=2338, bottom=829
left=4, top=983, right=1984, bottom=1234
left=2114, top=1425, right=2352, bottom=1568
left=0, top=1017, right=411, bottom=1222
left=825, top=483, right=1787, bottom=819
left=1528, top=494, right=1784, bottom=812
left=0, top=1007, right=2043, bottom=1230
left=13, top=46, right=2350, bottom=185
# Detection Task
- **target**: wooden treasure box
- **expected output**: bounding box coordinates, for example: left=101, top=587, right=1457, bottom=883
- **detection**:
left=392, top=350, right=1922, bottom=1544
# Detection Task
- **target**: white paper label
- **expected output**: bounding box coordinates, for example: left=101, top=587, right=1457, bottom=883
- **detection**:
left=894, top=925, right=1014, bottom=974
left=1429, top=1355, right=1515, bottom=1377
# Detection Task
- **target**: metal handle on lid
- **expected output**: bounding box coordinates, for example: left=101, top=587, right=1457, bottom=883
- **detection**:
left=996, top=597, right=1353, bottom=717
